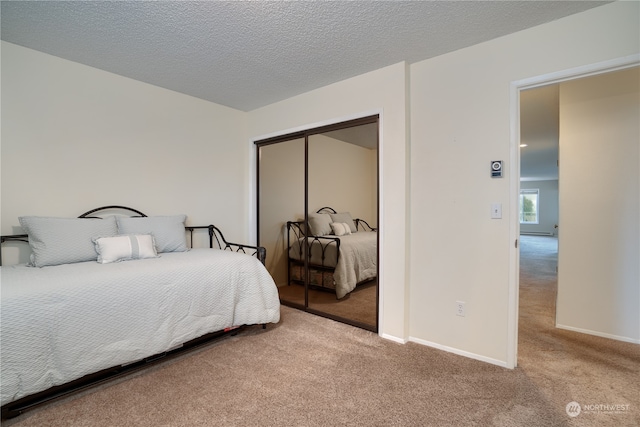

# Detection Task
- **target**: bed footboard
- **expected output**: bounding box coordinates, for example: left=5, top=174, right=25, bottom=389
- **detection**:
left=186, top=225, right=266, bottom=265
left=286, top=220, right=341, bottom=292
left=355, top=218, right=377, bottom=232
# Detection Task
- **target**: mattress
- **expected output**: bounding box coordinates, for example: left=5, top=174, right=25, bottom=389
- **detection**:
left=0, top=248, right=280, bottom=405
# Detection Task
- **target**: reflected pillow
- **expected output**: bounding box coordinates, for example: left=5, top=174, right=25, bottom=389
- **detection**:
left=329, top=212, right=357, bottom=233
left=330, top=222, right=352, bottom=236
left=93, top=234, right=158, bottom=264
left=307, top=213, right=333, bottom=236
left=116, top=215, right=188, bottom=253
left=18, top=216, right=118, bottom=267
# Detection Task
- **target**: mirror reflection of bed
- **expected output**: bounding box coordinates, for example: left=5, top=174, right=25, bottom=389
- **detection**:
left=256, top=117, right=378, bottom=331
left=284, top=207, right=377, bottom=328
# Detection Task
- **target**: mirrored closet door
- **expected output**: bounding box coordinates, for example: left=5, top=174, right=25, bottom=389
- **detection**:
left=256, top=116, right=379, bottom=331
left=257, top=137, right=305, bottom=307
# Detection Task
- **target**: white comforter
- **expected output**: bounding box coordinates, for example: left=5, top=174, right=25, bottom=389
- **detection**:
left=0, top=249, right=280, bottom=406
left=332, top=232, right=377, bottom=298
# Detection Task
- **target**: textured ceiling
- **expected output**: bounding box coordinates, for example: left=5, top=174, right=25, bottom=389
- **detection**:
left=0, top=1, right=610, bottom=112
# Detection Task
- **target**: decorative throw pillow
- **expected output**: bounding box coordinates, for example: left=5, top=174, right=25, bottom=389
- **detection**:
left=93, top=234, right=158, bottom=264
left=116, top=215, right=188, bottom=253
left=307, top=213, right=333, bottom=236
left=330, top=222, right=352, bottom=236
left=18, top=216, right=118, bottom=267
left=329, top=212, right=357, bottom=233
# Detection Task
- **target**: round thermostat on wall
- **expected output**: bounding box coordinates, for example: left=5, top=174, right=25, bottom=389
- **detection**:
left=491, top=161, right=503, bottom=178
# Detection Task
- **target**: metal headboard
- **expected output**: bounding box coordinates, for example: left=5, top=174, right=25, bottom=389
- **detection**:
left=316, top=206, right=337, bottom=214
left=78, top=205, right=147, bottom=218
left=314, top=206, right=377, bottom=231
left=1, top=206, right=266, bottom=266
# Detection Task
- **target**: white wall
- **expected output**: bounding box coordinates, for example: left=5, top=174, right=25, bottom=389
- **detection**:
left=1, top=42, right=248, bottom=264
left=409, top=1, right=639, bottom=365
left=520, top=180, right=559, bottom=236
left=557, top=67, right=639, bottom=343
left=249, top=62, right=409, bottom=341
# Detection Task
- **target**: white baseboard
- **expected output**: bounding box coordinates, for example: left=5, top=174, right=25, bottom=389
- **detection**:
left=380, top=333, right=407, bottom=344
left=556, top=324, right=640, bottom=344
left=409, top=336, right=509, bottom=369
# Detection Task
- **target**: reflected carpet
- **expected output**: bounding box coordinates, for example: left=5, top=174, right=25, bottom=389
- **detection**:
left=277, top=280, right=377, bottom=328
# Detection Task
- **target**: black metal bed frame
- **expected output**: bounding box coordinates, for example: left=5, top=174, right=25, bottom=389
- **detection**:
left=0, top=206, right=268, bottom=419
left=286, top=207, right=376, bottom=296
left=0, top=205, right=266, bottom=266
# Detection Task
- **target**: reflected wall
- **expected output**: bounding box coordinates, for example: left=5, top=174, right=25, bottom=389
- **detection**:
left=258, top=138, right=304, bottom=287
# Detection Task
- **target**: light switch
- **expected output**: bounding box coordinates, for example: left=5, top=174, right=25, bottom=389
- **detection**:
left=491, top=203, right=502, bottom=219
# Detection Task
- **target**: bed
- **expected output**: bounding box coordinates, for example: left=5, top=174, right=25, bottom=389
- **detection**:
left=0, top=206, right=280, bottom=419
left=287, top=207, right=377, bottom=299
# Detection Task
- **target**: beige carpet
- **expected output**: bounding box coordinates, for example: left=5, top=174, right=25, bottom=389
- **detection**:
left=4, top=236, right=639, bottom=426
left=516, top=235, right=639, bottom=427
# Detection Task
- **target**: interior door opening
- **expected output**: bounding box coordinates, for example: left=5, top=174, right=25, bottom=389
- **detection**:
left=514, top=63, right=640, bottom=369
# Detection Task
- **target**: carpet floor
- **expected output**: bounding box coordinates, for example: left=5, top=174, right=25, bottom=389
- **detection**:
left=3, top=236, right=638, bottom=426
left=515, top=236, right=639, bottom=427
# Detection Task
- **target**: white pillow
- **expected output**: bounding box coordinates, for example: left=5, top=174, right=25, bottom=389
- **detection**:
left=18, top=216, right=118, bottom=267
left=93, top=234, right=158, bottom=264
left=308, top=213, right=333, bottom=236
left=329, top=212, right=357, bottom=233
left=330, top=222, right=352, bottom=236
left=116, top=215, right=188, bottom=253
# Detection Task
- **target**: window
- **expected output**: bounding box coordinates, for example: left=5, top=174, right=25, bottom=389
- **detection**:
left=520, top=189, right=539, bottom=224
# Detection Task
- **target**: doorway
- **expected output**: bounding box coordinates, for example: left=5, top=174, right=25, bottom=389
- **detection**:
left=511, top=59, right=640, bottom=367
left=518, top=83, right=560, bottom=350
left=256, top=115, right=379, bottom=332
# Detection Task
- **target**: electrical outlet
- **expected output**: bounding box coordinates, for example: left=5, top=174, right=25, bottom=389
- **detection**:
left=456, top=301, right=466, bottom=317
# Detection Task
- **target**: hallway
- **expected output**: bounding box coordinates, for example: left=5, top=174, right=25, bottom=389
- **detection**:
left=517, top=235, right=639, bottom=426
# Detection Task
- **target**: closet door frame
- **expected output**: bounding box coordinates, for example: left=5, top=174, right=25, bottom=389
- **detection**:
left=255, top=115, right=379, bottom=331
